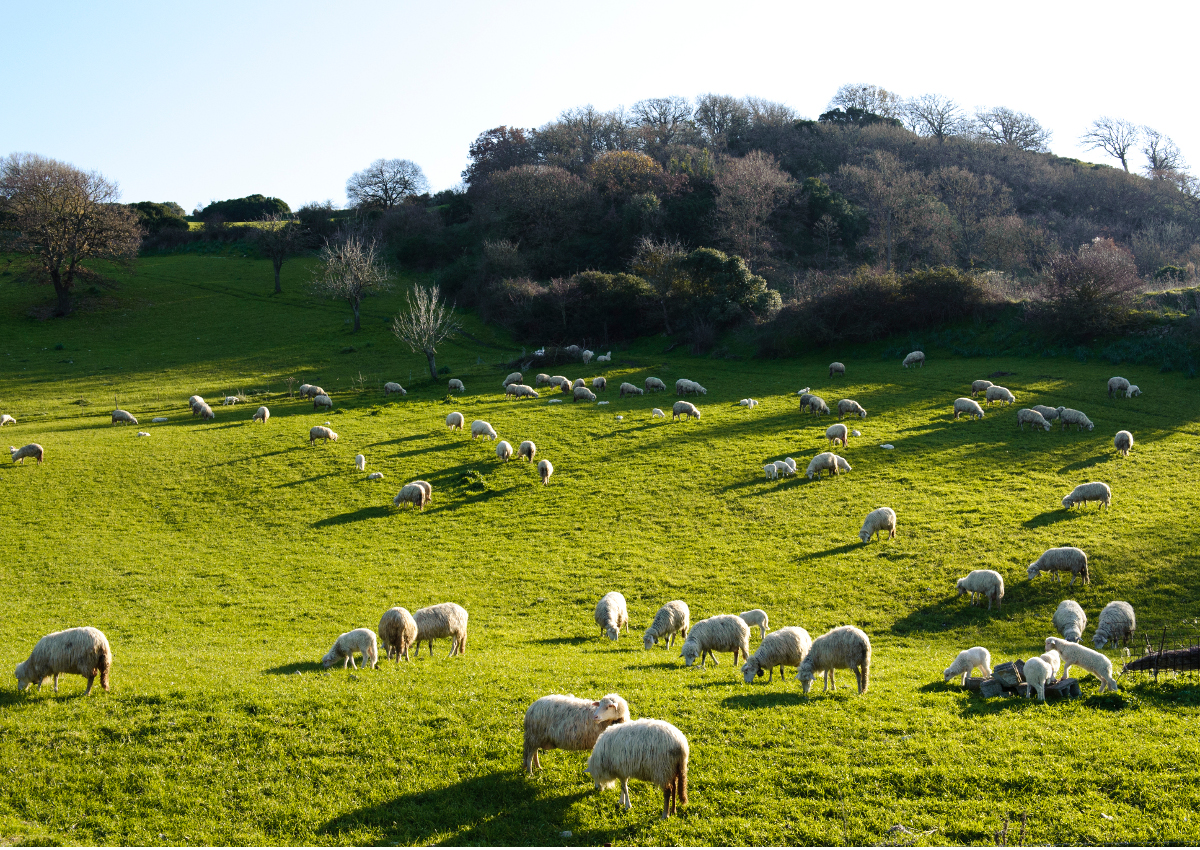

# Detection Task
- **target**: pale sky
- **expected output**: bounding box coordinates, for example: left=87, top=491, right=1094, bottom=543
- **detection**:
left=4, top=0, right=1196, bottom=212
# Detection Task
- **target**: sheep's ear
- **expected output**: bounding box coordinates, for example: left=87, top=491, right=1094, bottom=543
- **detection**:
left=590, top=701, right=599, bottom=708
left=756, top=668, right=763, bottom=677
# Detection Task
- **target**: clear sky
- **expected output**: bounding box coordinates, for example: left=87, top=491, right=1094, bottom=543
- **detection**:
left=4, top=0, right=1196, bottom=212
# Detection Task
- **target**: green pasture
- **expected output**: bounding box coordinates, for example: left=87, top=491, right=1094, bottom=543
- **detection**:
left=1, top=253, right=1199, bottom=846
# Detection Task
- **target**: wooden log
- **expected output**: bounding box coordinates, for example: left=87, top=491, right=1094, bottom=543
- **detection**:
left=993, top=661, right=1025, bottom=688
left=1123, top=646, right=1200, bottom=672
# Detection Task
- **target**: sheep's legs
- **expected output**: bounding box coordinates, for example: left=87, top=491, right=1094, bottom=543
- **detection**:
left=53, top=674, right=60, bottom=693
left=621, top=779, right=631, bottom=810
left=84, top=674, right=95, bottom=696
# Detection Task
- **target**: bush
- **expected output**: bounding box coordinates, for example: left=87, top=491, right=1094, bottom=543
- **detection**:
left=1034, top=238, right=1144, bottom=340
left=198, top=194, right=290, bottom=222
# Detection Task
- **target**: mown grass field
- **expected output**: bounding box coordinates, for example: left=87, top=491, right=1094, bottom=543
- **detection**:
left=1, top=253, right=1199, bottom=846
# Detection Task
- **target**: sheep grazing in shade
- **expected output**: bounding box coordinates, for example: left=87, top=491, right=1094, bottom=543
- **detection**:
left=321, top=628, right=378, bottom=670
left=680, top=615, right=750, bottom=669
left=672, top=401, right=701, bottom=421
left=798, top=392, right=815, bottom=412
left=971, top=380, right=993, bottom=397
left=859, top=507, right=897, bottom=544
left=797, top=625, right=871, bottom=694
left=595, top=592, right=630, bottom=641
left=1044, top=636, right=1119, bottom=692
left=619, top=382, right=644, bottom=397
left=944, top=646, right=992, bottom=685
left=470, top=419, right=497, bottom=440
left=596, top=351, right=612, bottom=362
left=111, top=409, right=138, bottom=425
left=572, top=378, right=586, bottom=390
left=1092, top=601, right=1136, bottom=650
left=829, top=361, right=845, bottom=377
left=1107, top=376, right=1130, bottom=398
left=651, top=408, right=665, bottom=418
left=253, top=406, right=270, bottom=423
left=1023, top=655, right=1054, bottom=702
left=985, top=385, right=1016, bottom=406
left=196, top=403, right=215, bottom=421
left=955, top=569, right=1005, bottom=609
left=1017, top=408, right=1051, bottom=431
left=1061, top=481, right=1111, bottom=510
left=548, top=375, right=569, bottom=390
left=1028, top=547, right=1090, bottom=586
left=826, top=423, right=849, bottom=447
left=506, top=383, right=540, bottom=400
left=557, top=379, right=573, bottom=394
left=742, top=627, right=811, bottom=683
left=573, top=386, right=597, bottom=402
left=805, top=451, right=850, bottom=480
left=14, top=626, right=112, bottom=696
left=410, top=480, right=433, bottom=504
left=537, top=458, right=554, bottom=485
left=446, top=411, right=465, bottom=431
left=739, top=609, right=770, bottom=640
left=1031, top=404, right=1060, bottom=422
left=502, top=371, right=523, bottom=388
left=1057, top=407, right=1094, bottom=432
left=535, top=373, right=551, bottom=386
left=808, top=396, right=830, bottom=416
left=1053, top=600, right=1087, bottom=642
left=675, top=378, right=707, bottom=396
left=378, top=607, right=418, bottom=662
left=837, top=399, right=867, bottom=419
left=9, top=444, right=44, bottom=465
left=644, top=601, right=690, bottom=650
left=354, top=453, right=366, bottom=471
left=0, top=414, right=14, bottom=427
left=645, top=377, right=666, bottom=392
left=495, top=440, right=513, bottom=462
left=516, top=440, right=536, bottom=462
left=412, top=602, right=469, bottom=657
left=902, top=350, right=925, bottom=368
left=309, top=426, right=337, bottom=446
left=524, top=693, right=630, bottom=774
left=1114, top=430, right=1133, bottom=457
left=392, top=483, right=427, bottom=511
left=303, top=385, right=326, bottom=399
left=312, top=394, right=333, bottom=411
left=380, top=382, right=406, bottom=396
left=447, top=378, right=464, bottom=392
left=1126, top=385, right=1141, bottom=397
left=586, top=719, right=689, bottom=819
left=953, top=398, right=985, bottom=420
left=592, top=377, right=606, bottom=391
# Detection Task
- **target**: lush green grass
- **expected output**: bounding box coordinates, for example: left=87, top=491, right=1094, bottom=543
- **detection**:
left=2, top=253, right=1200, bottom=846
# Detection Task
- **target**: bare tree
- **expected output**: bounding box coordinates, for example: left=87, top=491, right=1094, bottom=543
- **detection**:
left=1080, top=117, right=1140, bottom=172
left=1141, top=128, right=1186, bottom=180
left=0, top=153, right=141, bottom=316
left=828, top=83, right=903, bottom=119
left=631, top=96, right=694, bottom=154
left=972, top=107, right=1052, bottom=152
left=391, top=285, right=461, bottom=379
left=744, top=97, right=798, bottom=128
left=903, top=94, right=965, bottom=142
left=630, top=236, right=688, bottom=333
left=345, top=159, right=428, bottom=210
left=253, top=213, right=304, bottom=293
left=713, top=151, right=795, bottom=268
left=694, top=94, right=751, bottom=146
left=311, top=229, right=392, bottom=331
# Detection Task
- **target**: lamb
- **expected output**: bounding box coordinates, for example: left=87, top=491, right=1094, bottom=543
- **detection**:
left=502, top=371, right=523, bottom=388
left=985, top=385, right=1016, bottom=406
left=354, top=453, right=366, bottom=471
left=496, top=440, right=513, bottom=461
left=596, top=351, right=612, bottom=363
left=902, top=350, right=925, bottom=368
left=1107, top=376, right=1130, bottom=398
left=0, top=414, right=14, bottom=426
left=651, top=408, right=665, bottom=418
left=738, top=398, right=759, bottom=408
left=808, top=396, right=830, bottom=416
left=1039, top=648, right=1062, bottom=679
left=517, top=440, right=536, bottom=462
left=309, top=426, right=337, bottom=445
left=805, top=451, right=850, bottom=480
left=858, top=507, right=897, bottom=544
left=195, top=402, right=215, bottom=421
left=592, top=377, right=606, bottom=391
left=953, top=398, right=985, bottom=420
left=367, top=472, right=384, bottom=481
left=672, top=401, right=700, bottom=421
left=742, top=627, right=812, bottom=683
left=1044, top=636, right=1118, bottom=692
left=796, top=625, right=871, bottom=694
left=253, top=406, right=270, bottom=423
left=1114, top=430, right=1133, bottom=457
left=9, top=444, right=44, bottom=464
left=321, top=628, right=378, bottom=669
left=679, top=614, right=750, bottom=669
left=595, top=592, right=630, bottom=641
left=448, top=379, right=464, bottom=392
left=1061, top=481, right=1111, bottom=510
left=1017, top=408, right=1051, bottom=431
left=582, top=349, right=594, bottom=364
left=111, top=409, right=138, bottom=425
left=136, top=431, right=150, bottom=437
left=312, top=394, right=333, bottom=411
left=222, top=396, right=239, bottom=406
left=837, top=399, right=867, bottom=419
left=14, top=626, right=111, bottom=696
left=619, top=382, right=644, bottom=397
left=826, top=423, right=849, bottom=447
left=446, top=412, right=465, bottom=431
left=1032, top=404, right=1060, bottom=422
left=645, top=377, right=666, bottom=392
left=1023, top=654, right=1054, bottom=702
left=586, top=719, right=689, bottom=819
left=955, top=569, right=1005, bottom=609
left=378, top=607, right=418, bottom=662
left=764, top=464, right=778, bottom=480
left=829, top=361, right=845, bottom=377
left=971, top=380, right=993, bottom=397
left=1053, top=600, right=1087, bottom=642
left=537, top=458, right=553, bottom=484
left=523, top=693, right=630, bottom=774
left=943, top=646, right=992, bottom=685
left=1057, top=407, right=1094, bottom=432
left=773, top=460, right=795, bottom=478
left=643, top=601, right=690, bottom=650
left=412, top=602, right=469, bottom=657
left=739, top=609, right=770, bottom=640
left=392, top=483, right=427, bottom=511
left=1126, top=385, right=1141, bottom=398
left=1028, top=547, right=1090, bottom=586
left=470, top=419, right=497, bottom=440
left=1092, top=601, right=1136, bottom=650
left=573, top=386, right=597, bottom=402
left=535, top=373, right=551, bottom=386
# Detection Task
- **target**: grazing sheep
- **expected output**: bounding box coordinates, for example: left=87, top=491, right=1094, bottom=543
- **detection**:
left=739, top=609, right=770, bottom=640
left=796, top=625, right=871, bottom=694
left=496, top=440, right=513, bottom=462
left=943, top=646, right=992, bottom=685
left=548, top=375, right=569, bottom=390
left=595, top=592, right=630, bottom=641
left=651, top=408, right=665, bottom=418
left=1017, top=408, right=1052, bottom=431
left=953, top=397, right=985, bottom=420
left=312, top=394, right=333, bottom=411
left=1040, top=648, right=1062, bottom=679
left=829, top=361, right=845, bottom=377
left=985, top=385, right=1016, bottom=406
left=836, top=400, right=865, bottom=421
left=1053, top=600, right=1087, bottom=642
left=446, top=411, right=465, bottom=431
left=188, top=395, right=205, bottom=409
left=9, top=444, right=44, bottom=465
left=1092, top=601, right=1136, bottom=650
left=378, top=607, right=418, bottom=662
left=196, top=402, right=215, bottom=421
left=0, top=414, right=14, bottom=426
left=826, top=423, right=849, bottom=447
left=537, top=458, right=554, bottom=485
left=14, top=627, right=111, bottom=696
left=111, top=409, right=138, bottom=425
left=586, top=719, right=689, bottom=819
left=252, top=406, right=270, bottom=423
left=593, top=377, right=607, bottom=391
left=573, top=386, right=597, bottom=402
left=798, top=392, right=815, bottom=412
left=672, top=401, right=700, bottom=421
left=448, top=378, right=464, bottom=392
left=309, top=426, right=337, bottom=445
left=516, top=440, right=536, bottom=462
left=773, top=459, right=795, bottom=478
left=808, top=396, right=830, bottom=416
left=1107, top=376, right=1130, bottom=398
left=1057, top=407, right=1094, bottom=432
left=572, top=378, right=586, bottom=389
left=742, top=627, right=812, bottom=683
left=858, top=507, right=897, bottom=544
left=1044, top=636, right=1118, bottom=692
left=563, top=345, right=581, bottom=357
left=582, top=350, right=594, bottom=364
left=619, top=382, right=644, bottom=397
left=135, top=431, right=150, bottom=437
left=679, top=615, right=750, bottom=669
left=902, top=350, right=925, bottom=368
left=764, top=463, right=778, bottom=480
left=524, top=693, right=630, bottom=774
left=502, top=371, right=523, bottom=388
left=644, top=601, right=690, bottom=650
left=354, top=454, right=366, bottom=471
left=557, top=379, right=573, bottom=394
left=222, top=396, right=240, bottom=406
left=1023, top=655, right=1054, bottom=702
left=392, top=483, right=427, bottom=511
left=367, top=472, right=384, bottom=481
left=383, top=382, right=407, bottom=396
left=955, top=569, right=1005, bottom=609
left=805, top=451, right=850, bottom=480
left=1126, top=385, right=1141, bottom=398
left=410, top=480, right=433, bottom=504
left=1028, top=547, right=1090, bottom=586
left=1031, top=404, right=1060, bottom=422
left=1114, top=430, right=1133, bottom=457
left=471, top=419, right=497, bottom=440
left=645, top=377, right=666, bottom=392
left=322, top=628, right=378, bottom=670
left=412, top=602, right=469, bottom=657
left=303, top=385, right=326, bottom=399
left=1061, top=482, right=1111, bottom=510
left=971, top=380, right=993, bottom=397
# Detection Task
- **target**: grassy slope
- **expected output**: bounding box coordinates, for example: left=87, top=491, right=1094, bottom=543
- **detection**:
left=1, top=254, right=1199, bottom=846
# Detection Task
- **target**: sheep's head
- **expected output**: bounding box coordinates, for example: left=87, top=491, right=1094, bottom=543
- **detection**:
left=680, top=642, right=699, bottom=667
left=797, top=669, right=815, bottom=693
left=1092, top=632, right=1109, bottom=651
left=605, top=626, right=619, bottom=641
left=859, top=530, right=871, bottom=545
left=740, top=660, right=761, bottom=684
left=1027, top=564, right=1041, bottom=580
left=1044, top=636, right=1061, bottom=654
left=643, top=630, right=658, bottom=650
left=1041, top=421, right=1051, bottom=431
left=955, top=578, right=968, bottom=596
left=1128, top=386, right=1141, bottom=397
left=1062, top=627, right=1082, bottom=642
left=1061, top=495, right=1074, bottom=509
left=942, top=666, right=957, bottom=683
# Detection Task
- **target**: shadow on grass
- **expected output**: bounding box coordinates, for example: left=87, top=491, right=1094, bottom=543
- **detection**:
left=363, top=433, right=428, bottom=448
left=803, top=542, right=862, bottom=560
left=722, top=690, right=804, bottom=709
left=623, top=660, right=683, bottom=671
left=390, top=442, right=459, bottom=459
left=277, top=471, right=343, bottom=489
left=205, top=446, right=306, bottom=467
left=264, top=661, right=325, bottom=675
left=890, top=597, right=1000, bottom=635
left=532, top=636, right=593, bottom=647
left=1058, top=454, right=1108, bottom=474
left=1022, top=508, right=1084, bottom=528
left=311, top=505, right=393, bottom=527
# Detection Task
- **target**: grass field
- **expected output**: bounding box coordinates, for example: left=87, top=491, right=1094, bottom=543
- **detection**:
left=1, top=252, right=1200, bottom=846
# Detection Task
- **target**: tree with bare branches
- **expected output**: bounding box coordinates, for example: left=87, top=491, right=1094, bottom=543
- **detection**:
left=311, top=229, right=392, bottom=331
left=391, top=285, right=461, bottom=380
left=345, top=158, right=428, bottom=210
left=1141, top=128, right=1187, bottom=180
left=632, top=96, right=694, bottom=157
left=713, top=151, right=795, bottom=268
left=1080, top=117, right=1140, bottom=172
left=253, top=213, right=304, bottom=293
left=972, top=107, right=1052, bottom=152
left=903, top=94, right=965, bottom=142
left=829, top=83, right=903, bottom=119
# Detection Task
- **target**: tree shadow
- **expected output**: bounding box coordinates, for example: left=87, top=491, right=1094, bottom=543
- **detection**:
left=276, top=471, right=342, bottom=488
left=389, top=442, right=459, bottom=459
left=722, top=690, right=804, bottom=710
left=311, top=505, right=393, bottom=528
left=1058, top=454, right=1108, bottom=474
left=264, top=661, right=325, bottom=675
left=205, top=446, right=305, bottom=467
left=890, top=598, right=1002, bottom=635
left=363, top=433, right=428, bottom=448
left=532, top=636, right=593, bottom=646
left=1021, top=509, right=1080, bottom=529
left=622, top=660, right=684, bottom=671
left=803, top=542, right=862, bottom=560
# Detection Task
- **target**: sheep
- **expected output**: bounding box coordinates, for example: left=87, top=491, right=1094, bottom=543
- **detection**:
left=796, top=625, right=871, bottom=694
left=1107, top=376, right=1130, bottom=398
left=412, top=602, right=469, bottom=657
left=795, top=385, right=811, bottom=396
left=446, top=412, right=465, bottom=431
left=0, top=414, right=14, bottom=426
left=808, top=396, right=830, bottom=416
left=303, top=385, right=326, bottom=399
left=1044, top=636, right=1119, bottom=692
left=222, top=396, right=239, bottom=406
left=573, top=386, right=597, bottom=403
left=523, top=693, right=630, bottom=774
left=739, top=609, right=770, bottom=640
left=1061, top=482, right=1111, bottom=510
left=773, top=460, right=794, bottom=478
left=470, top=419, right=497, bottom=440
left=805, top=451, right=850, bottom=480
left=829, top=361, right=845, bottom=377
left=1028, top=547, right=1090, bottom=586
left=1023, top=655, right=1054, bottom=702
left=557, top=378, right=573, bottom=393
left=502, top=371, right=523, bottom=388
left=582, top=349, right=594, bottom=364
left=902, top=350, right=925, bottom=368
left=321, top=628, right=378, bottom=670
left=651, top=408, right=665, bottom=418
left=392, top=483, right=427, bottom=511
left=571, top=378, right=586, bottom=390
left=517, top=440, right=536, bottom=462
left=738, top=398, right=758, bottom=408
left=1032, top=404, right=1060, bottom=422
left=837, top=399, right=867, bottom=419
left=379, top=382, right=404, bottom=397
left=1092, top=601, right=1136, bottom=650
left=645, top=377, right=666, bottom=392
left=742, top=627, right=812, bottom=683
left=563, top=344, right=580, bottom=356
left=826, top=423, right=849, bottom=447
left=592, top=377, right=607, bottom=391
left=956, top=569, right=1005, bottom=609
left=496, top=440, right=513, bottom=462
left=985, top=385, right=1016, bottom=406
left=354, top=453, right=366, bottom=471
left=378, top=607, right=418, bottom=662
left=309, top=426, right=337, bottom=446
left=858, top=507, right=897, bottom=544
left=599, top=351, right=613, bottom=362
left=313, top=394, right=333, bottom=411
left=188, top=394, right=205, bottom=409
left=764, top=464, right=778, bottom=480
left=1053, top=600, right=1087, bottom=642
left=1039, top=648, right=1062, bottom=679
left=515, top=384, right=540, bottom=399
left=9, top=444, right=44, bottom=465
left=586, top=719, right=689, bottom=819
left=971, top=379, right=993, bottom=397
left=548, top=375, right=569, bottom=390
left=14, top=627, right=111, bottom=696
left=619, top=382, right=643, bottom=397
left=1017, top=408, right=1051, bottom=431
left=253, top=406, right=270, bottom=423
left=136, top=431, right=150, bottom=437
left=643, top=601, right=690, bottom=650
left=676, top=379, right=707, bottom=396
left=1126, top=385, right=1141, bottom=398
left=943, top=647, right=992, bottom=685
left=798, top=392, right=815, bottom=412
left=447, top=379, right=464, bottom=392
left=195, top=403, right=215, bottom=421
left=367, top=472, right=384, bottom=481
left=672, top=401, right=700, bottom=421
left=953, top=397, right=985, bottom=420
left=111, top=409, right=138, bottom=425
left=595, top=592, right=629, bottom=641
left=679, top=614, right=750, bottom=669
left=1114, top=430, right=1133, bottom=457
left=1057, top=407, right=1094, bottom=432
left=536, top=458, right=554, bottom=485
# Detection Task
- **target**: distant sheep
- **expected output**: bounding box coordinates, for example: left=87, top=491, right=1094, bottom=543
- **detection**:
left=742, top=627, right=811, bottom=683
left=1028, top=547, right=1090, bottom=586
left=188, top=395, right=205, bottom=409
left=738, top=398, right=759, bottom=408
left=1053, top=600, right=1087, bottom=642
left=595, top=592, right=630, bottom=641
left=14, top=626, right=111, bottom=696
left=535, top=374, right=551, bottom=386
left=651, top=408, right=665, bottom=418
left=523, top=693, right=630, bottom=774
left=596, top=351, right=612, bottom=363
left=537, top=458, right=553, bottom=485
left=985, top=385, right=1015, bottom=406
left=586, top=718, right=689, bottom=819
left=1114, top=430, right=1133, bottom=457
left=10, top=443, right=44, bottom=464
left=312, top=394, right=333, bottom=411
left=1044, top=636, right=1118, bottom=692
left=1017, top=408, right=1051, bottom=431
left=680, top=615, right=750, bottom=669
left=645, top=377, right=666, bottom=392
left=1126, top=385, right=1141, bottom=397
left=829, top=361, right=845, bottom=377
left=773, top=459, right=796, bottom=478
left=1092, top=601, right=1136, bottom=650
left=253, top=406, right=269, bottom=423
left=1057, top=407, right=1094, bottom=432
left=392, top=483, right=427, bottom=511
left=111, top=409, right=138, bottom=425
left=619, top=382, right=644, bottom=397
left=506, top=383, right=539, bottom=399
left=859, top=507, right=897, bottom=544
left=572, top=378, right=586, bottom=389
left=592, top=377, right=606, bottom=391
left=764, top=464, right=778, bottom=481
left=223, top=396, right=241, bottom=406
left=1107, top=376, right=1130, bottom=398
left=195, top=403, right=215, bottom=421
left=807, top=396, right=830, bottom=416
left=496, top=440, right=513, bottom=462
left=796, top=625, right=871, bottom=694
left=309, top=426, right=337, bottom=445
left=955, top=569, right=1005, bottom=609
left=644, top=601, right=690, bottom=650
left=446, top=412, right=464, bottom=431
left=302, top=385, right=326, bottom=399
left=826, top=423, right=849, bottom=447
left=0, top=414, right=14, bottom=426
left=548, top=375, right=569, bottom=391
left=837, top=399, right=867, bottom=419
left=412, top=602, right=469, bottom=657
left=675, top=379, right=707, bottom=396
left=448, top=379, right=464, bottom=392
left=517, top=440, right=536, bottom=462
left=944, top=646, right=992, bottom=685
left=672, top=401, right=700, bottom=421
left=1061, top=481, right=1111, bottom=510
left=1031, top=404, right=1060, bottom=422
left=502, top=372, right=523, bottom=388
left=582, top=350, right=594, bottom=364
left=367, top=472, right=384, bottom=481
left=378, top=607, right=418, bottom=662
left=805, top=451, right=850, bottom=480
left=321, top=628, right=378, bottom=670
left=354, top=453, right=366, bottom=471
left=573, top=386, right=597, bottom=402
left=798, top=392, right=815, bottom=412
left=971, top=380, right=993, bottom=397
left=471, top=419, right=497, bottom=440
left=902, top=350, right=925, bottom=368
left=739, top=609, right=769, bottom=640
left=953, top=398, right=985, bottom=420
left=136, top=431, right=149, bottom=437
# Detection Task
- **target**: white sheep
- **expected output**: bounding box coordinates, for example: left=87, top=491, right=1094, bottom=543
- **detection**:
left=392, top=483, right=427, bottom=511
left=805, top=451, right=850, bottom=480
left=447, top=379, right=464, bottom=392
left=763, top=464, right=778, bottom=481
left=524, top=693, right=630, bottom=774
left=1039, top=648, right=1062, bottom=679
left=354, top=453, right=366, bottom=471
left=253, top=406, right=270, bottom=423
left=412, top=602, right=469, bottom=657
left=943, top=646, right=992, bottom=685
left=188, top=394, right=205, bottom=408
left=645, top=377, right=666, bottom=392
left=672, top=401, right=700, bottom=421
left=1017, top=408, right=1051, bottom=431
left=377, top=607, right=418, bottom=662
left=303, top=385, right=325, bottom=398
left=1061, top=482, right=1111, bottom=510
left=1114, top=430, right=1133, bottom=457
left=902, top=350, right=925, bottom=368
left=795, top=385, right=811, bottom=396
left=773, top=459, right=794, bottom=478
left=586, top=719, right=689, bottom=819
left=312, top=393, right=333, bottom=411
left=796, top=625, right=871, bottom=694
left=517, top=440, right=536, bottom=462
left=1057, top=407, right=1094, bottom=432
left=829, top=361, right=846, bottom=377
left=502, top=371, right=523, bottom=388
left=1023, top=655, right=1054, bottom=702
left=644, top=601, right=690, bottom=650
left=742, top=627, right=811, bottom=683
left=798, top=392, right=815, bottom=412
left=1053, top=600, right=1087, bottom=642
left=410, top=480, right=433, bottom=505
left=321, top=628, right=378, bottom=670
left=152, top=417, right=168, bottom=423
left=222, top=396, right=239, bottom=406
left=496, top=440, right=513, bottom=462
left=1092, top=601, right=1136, bottom=650
left=196, top=402, right=215, bottom=420
left=573, top=386, right=597, bottom=402
left=592, top=377, right=606, bottom=391
left=0, top=414, right=16, bottom=426
left=367, top=471, right=384, bottom=481
left=1126, top=385, right=1141, bottom=398
left=953, top=398, right=985, bottom=420
left=971, top=379, right=993, bottom=397
left=738, top=398, right=759, bottom=408
left=506, top=383, right=539, bottom=399
left=14, top=626, right=112, bottom=696
left=572, top=378, right=586, bottom=389
left=955, top=569, right=1005, bottom=609
left=595, top=592, right=629, bottom=641
left=549, top=375, right=569, bottom=391
left=597, top=351, right=612, bottom=363
left=111, top=409, right=138, bottom=425
left=837, top=399, right=867, bottom=419
left=619, top=382, right=644, bottom=397
left=651, top=408, right=665, bottom=418
left=582, top=350, right=594, bottom=364
left=309, top=426, right=337, bottom=445
left=679, top=614, right=750, bottom=669
left=136, top=431, right=150, bottom=437
left=10, top=443, right=44, bottom=464
left=446, top=411, right=465, bottom=431
left=808, top=396, right=830, bottom=416
left=1031, top=404, right=1060, bottom=422
left=471, top=419, right=497, bottom=440
left=985, top=385, right=1016, bottom=406
left=1107, top=376, right=1130, bottom=398
left=1028, top=547, right=1090, bottom=586
left=535, top=373, right=551, bottom=386
left=826, top=423, right=849, bottom=447
left=858, top=507, right=897, bottom=544
left=1044, top=636, right=1118, bottom=692
left=739, top=609, right=770, bottom=640
left=537, top=458, right=554, bottom=485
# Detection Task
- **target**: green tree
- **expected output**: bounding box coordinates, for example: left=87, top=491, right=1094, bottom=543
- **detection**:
left=253, top=214, right=304, bottom=294
left=198, top=194, right=290, bottom=221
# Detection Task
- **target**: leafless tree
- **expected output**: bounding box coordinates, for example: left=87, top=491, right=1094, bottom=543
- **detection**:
left=0, top=153, right=141, bottom=316
left=311, top=229, right=392, bottom=331
left=694, top=94, right=751, bottom=146
left=713, top=151, right=795, bottom=268
left=1043, top=237, right=1143, bottom=336
left=632, top=96, right=694, bottom=154
left=1080, top=117, right=1140, bottom=172
left=345, top=158, right=428, bottom=210
left=391, top=285, right=461, bottom=380
left=744, top=96, right=797, bottom=128
left=1141, top=128, right=1187, bottom=180
left=903, top=94, right=965, bottom=142
left=828, top=83, right=903, bottom=119
left=972, top=107, right=1052, bottom=152
left=253, top=213, right=304, bottom=293
left=630, top=236, right=688, bottom=333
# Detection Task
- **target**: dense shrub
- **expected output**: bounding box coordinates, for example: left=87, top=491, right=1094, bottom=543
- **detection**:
left=197, top=194, right=290, bottom=222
